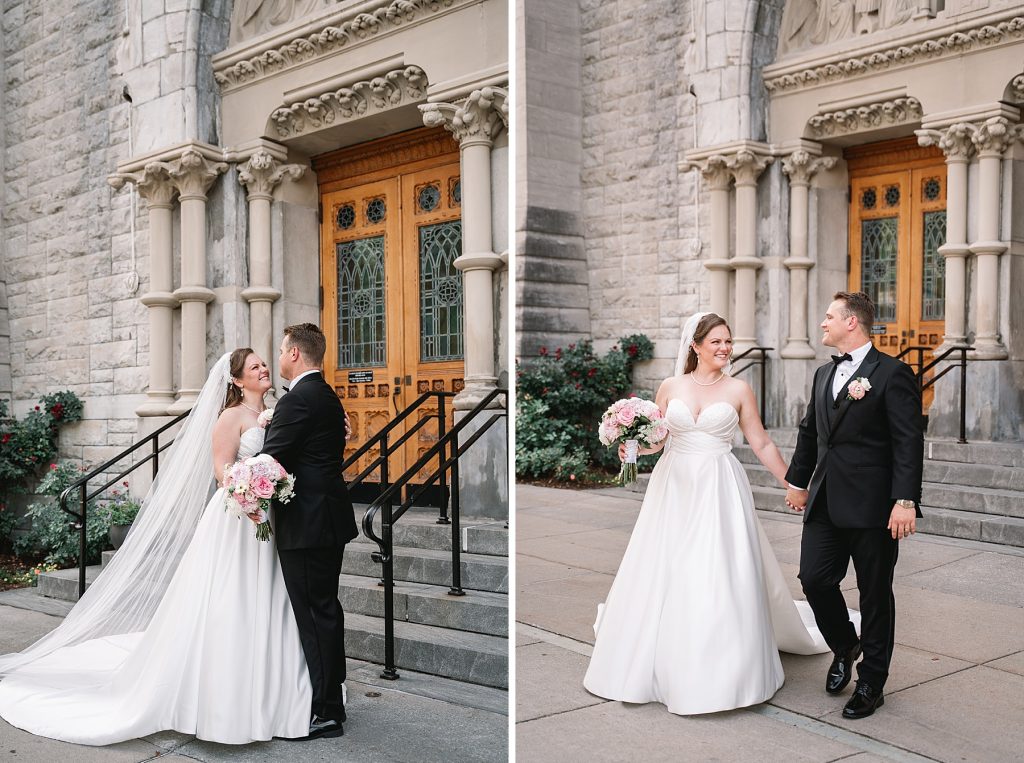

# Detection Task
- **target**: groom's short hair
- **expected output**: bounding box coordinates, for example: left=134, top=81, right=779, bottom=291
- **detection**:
left=834, top=291, right=874, bottom=336
left=284, top=323, right=327, bottom=365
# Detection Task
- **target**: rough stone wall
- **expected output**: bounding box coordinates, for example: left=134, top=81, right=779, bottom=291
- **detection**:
left=1, top=0, right=141, bottom=468
left=578, top=0, right=700, bottom=391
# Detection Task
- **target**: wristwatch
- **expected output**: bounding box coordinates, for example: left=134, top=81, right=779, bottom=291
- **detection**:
left=895, top=499, right=916, bottom=509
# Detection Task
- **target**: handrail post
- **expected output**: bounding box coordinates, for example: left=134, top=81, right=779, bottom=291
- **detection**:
left=959, top=348, right=968, bottom=444
left=152, top=432, right=159, bottom=480
left=78, top=483, right=87, bottom=598
left=448, top=432, right=464, bottom=597
left=379, top=430, right=398, bottom=680
left=437, top=393, right=450, bottom=525
left=759, top=349, right=767, bottom=425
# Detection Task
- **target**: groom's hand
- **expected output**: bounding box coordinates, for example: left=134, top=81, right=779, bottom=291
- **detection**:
left=785, top=485, right=808, bottom=512
left=888, top=504, right=917, bottom=540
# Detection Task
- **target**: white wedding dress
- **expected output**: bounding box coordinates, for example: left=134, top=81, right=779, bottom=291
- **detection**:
left=583, top=399, right=837, bottom=715
left=0, top=427, right=312, bottom=745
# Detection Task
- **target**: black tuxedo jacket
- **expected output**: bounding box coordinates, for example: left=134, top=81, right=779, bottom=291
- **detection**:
left=261, top=372, right=357, bottom=550
left=785, top=346, right=924, bottom=529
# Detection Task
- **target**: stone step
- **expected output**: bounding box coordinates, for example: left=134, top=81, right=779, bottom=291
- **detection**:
left=739, top=462, right=1023, bottom=517
left=338, top=573, right=507, bottom=637
left=345, top=612, right=507, bottom=689
left=343, top=540, right=508, bottom=594
left=359, top=509, right=508, bottom=556
left=748, top=485, right=1024, bottom=548
left=36, top=565, right=100, bottom=602
left=734, top=444, right=1024, bottom=492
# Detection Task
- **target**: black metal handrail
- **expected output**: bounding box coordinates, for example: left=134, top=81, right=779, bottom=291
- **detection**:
left=895, top=345, right=974, bottom=444
left=360, top=387, right=508, bottom=681
left=731, top=346, right=773, bottom=423
left=58, top=410, right=190, bottom=597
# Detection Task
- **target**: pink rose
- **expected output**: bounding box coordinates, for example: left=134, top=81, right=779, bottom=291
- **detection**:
left=848, top=381, right=866, bottom=400
left=251, top=475, right=275, bottom=499
left=651, top=424, right=669, bottom=443
left=615, top=403, right=637, bottom=426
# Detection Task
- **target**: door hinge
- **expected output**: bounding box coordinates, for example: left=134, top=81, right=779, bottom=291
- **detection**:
left=846, top=185, right=851, bottom=204
left=317, top=202, right=323, bottom=224
left=847, top=254, right=851, bottom=272
left=318, top=285, right=323, bottom=309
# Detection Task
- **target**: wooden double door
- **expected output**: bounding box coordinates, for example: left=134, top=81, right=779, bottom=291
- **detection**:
left=847, top=139, right=947, bottom=410
left=315, top=129, right=464, bottom=494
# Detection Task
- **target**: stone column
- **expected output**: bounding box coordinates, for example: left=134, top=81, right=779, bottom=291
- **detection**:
left=421, top=87, right=508, bottom=409
left=729, top=150, right=772, bottom=354
left=238, top=149, right=305, bottom=373
left=108, top=166, right=179, bottom=416
left=916, top=124, right=974, bottom=349
left=969, top=117, right=1012, bottom=359
left=780, top=149, right=836, bottom=359
left=155, top=148, right=227, bottom=413
left=700, top=157, right=733, bottom=321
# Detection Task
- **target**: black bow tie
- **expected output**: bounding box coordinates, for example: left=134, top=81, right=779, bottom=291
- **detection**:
left=832, top=353, right=852, bottom=365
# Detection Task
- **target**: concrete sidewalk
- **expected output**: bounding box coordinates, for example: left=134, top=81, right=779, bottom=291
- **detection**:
left=516, top=484, right=1024, bottom=763
left=0, top=595, right=508, bottom=763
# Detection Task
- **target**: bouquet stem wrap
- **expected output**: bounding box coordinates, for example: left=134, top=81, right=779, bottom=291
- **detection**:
left=618, top=439, right=639, bottom=486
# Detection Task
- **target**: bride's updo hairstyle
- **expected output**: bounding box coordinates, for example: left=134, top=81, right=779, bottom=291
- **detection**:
left=223, top=347, right=255, bottom=410
left=683, top=314, right=730, bottom=374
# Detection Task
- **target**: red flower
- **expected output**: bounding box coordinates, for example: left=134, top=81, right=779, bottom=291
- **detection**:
left=555, top=348, right=563, bottom=360
left=50, top=403, right=64, bottom=419
left=539, top=346, right=548, bottom=356
left=588, top=368, right=597, bottom=377
left=1, top=433, right=9, bottom=444
left=50, top=463, right=57, bottom=470
left=34, top=405, right=40, bottom=411
left=627, top=345, right=638, bottom=357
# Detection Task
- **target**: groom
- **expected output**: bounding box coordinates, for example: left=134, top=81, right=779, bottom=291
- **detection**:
left=261, top=323, right=358, bottom=740
left=785, top=292, right=923, bottom=719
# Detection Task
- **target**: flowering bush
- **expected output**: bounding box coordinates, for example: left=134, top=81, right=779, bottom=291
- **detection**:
left=12, top=461, right=111, bottom=567
left=0, top=392, right=84, bottom=551
left=516, top=335, right=657, bottom=481
left=107, top=482, right=142, bottom=526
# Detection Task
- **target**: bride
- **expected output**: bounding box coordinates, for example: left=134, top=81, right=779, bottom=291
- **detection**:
left=583, top=313, right=845, bottom=715
left=0, top=349, right=315, bottom=744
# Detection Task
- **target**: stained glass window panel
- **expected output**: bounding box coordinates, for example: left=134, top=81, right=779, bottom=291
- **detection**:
left=922, top=210, right=946, bottom=321
left=861, top=217, right=898, bottom=323
left=336, top=236, right=386, bottom=368
left=420, top=221, right=463, bottom=361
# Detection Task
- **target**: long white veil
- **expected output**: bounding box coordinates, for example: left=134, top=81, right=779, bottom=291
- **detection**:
left=0, top=353, right=231, bottom=677
left=673, top=312, right=709, bottom=377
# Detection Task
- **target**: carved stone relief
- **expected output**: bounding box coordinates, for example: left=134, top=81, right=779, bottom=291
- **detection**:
left=268, top=65, right=427, bottom=138
left=230, top=0, right=330, bottom=46
left=807, top=96, right=922, bottom=137
left=780, top=0, right=921, bottom=56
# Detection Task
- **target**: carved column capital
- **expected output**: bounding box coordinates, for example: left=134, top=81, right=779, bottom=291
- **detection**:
left=728, top=150, right=772, bottom=187
left=916, top=123, right=976, bottom=161
left=971, top=116, right=1021, bottom=157
left=108, top=164, right=179, bottom=208
left=781, top=150, right=837, bottom=186
left=420, top=86, right=508, bottom=147
left=692, top=156, right=732, bottom=191
left=238, top=149, right=306, bottom=200
left=152, top=149, right=229, bottom=200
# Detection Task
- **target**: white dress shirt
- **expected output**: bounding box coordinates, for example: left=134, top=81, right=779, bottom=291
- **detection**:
left=285, top=369, right=321, bottom=392
left=831, top=340, right=872, bottom=400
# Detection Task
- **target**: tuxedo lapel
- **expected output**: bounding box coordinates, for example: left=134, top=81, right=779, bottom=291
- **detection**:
left=829, top=346, right=882, bottom=435
left=816, top=363, right=835, bottom=437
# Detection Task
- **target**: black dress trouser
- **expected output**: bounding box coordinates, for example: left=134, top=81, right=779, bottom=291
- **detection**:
left=798, top=489, right=899, bottom=690
left=278, top=547, right=347, bottom=722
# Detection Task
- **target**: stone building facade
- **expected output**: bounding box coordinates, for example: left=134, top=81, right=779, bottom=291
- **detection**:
left=1, top=0, right=509, bottom=514
left=518, top=0, right=1024, bottom=443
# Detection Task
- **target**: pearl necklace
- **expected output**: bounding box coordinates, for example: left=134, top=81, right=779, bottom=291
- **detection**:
left=690, top=371, right=725, bottom=387
left=239, top=401, right=265, bottom=415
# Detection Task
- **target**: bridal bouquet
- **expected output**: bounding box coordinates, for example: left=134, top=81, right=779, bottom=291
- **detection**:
left=598, top=398, right=669, bottom=486
left=223, top=454, right=296, bottom=541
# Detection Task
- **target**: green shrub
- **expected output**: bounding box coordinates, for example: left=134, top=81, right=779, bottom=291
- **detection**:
left=12, top=462, right=110, bottom=567
left=515, top=335, right=660, bottom=481
left=107, top=483, right=142, bottom=526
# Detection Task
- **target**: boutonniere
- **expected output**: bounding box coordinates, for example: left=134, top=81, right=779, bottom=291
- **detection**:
left=847, top=377, right=872, bottom=401
left=257, top=408, right=274, bottom=428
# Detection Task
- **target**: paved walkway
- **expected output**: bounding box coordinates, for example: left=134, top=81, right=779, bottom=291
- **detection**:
left=516, top=484, right=1024, bottom=763
left=0, top=595, right=507, bottom=763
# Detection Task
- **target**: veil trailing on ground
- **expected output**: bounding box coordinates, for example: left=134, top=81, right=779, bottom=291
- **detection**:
left=0, top=353, right=232, bottom=678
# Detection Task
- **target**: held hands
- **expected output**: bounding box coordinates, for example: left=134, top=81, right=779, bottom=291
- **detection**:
left=784, top=485, right=808, bottom=513
left=888, top=504, right=917, bottom=540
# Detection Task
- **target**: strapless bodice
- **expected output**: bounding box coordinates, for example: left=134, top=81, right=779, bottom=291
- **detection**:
left=663, top=399, right=738, bottom=456
left=237, top=427, right=264, bottom=460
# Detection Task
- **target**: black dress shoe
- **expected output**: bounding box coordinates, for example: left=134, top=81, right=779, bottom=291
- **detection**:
left=287, top=714, right=344, bottom=742
left=826, top=642, right=861, bottom=694
left=842, top=681, right=884, bottom=719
